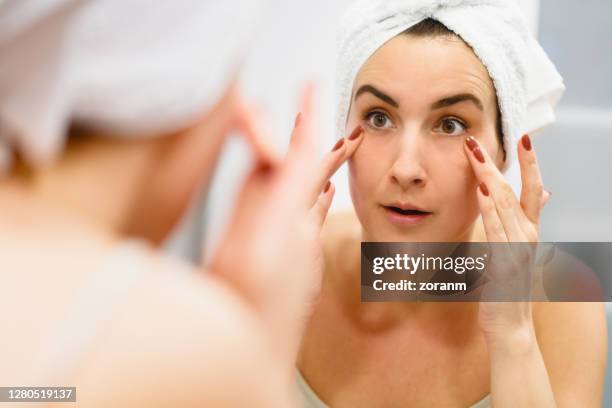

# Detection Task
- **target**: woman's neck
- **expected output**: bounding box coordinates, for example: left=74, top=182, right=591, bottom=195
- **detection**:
left=329, top=216, right=486, bottom=332
left=0, top=137, right=157, bottom=240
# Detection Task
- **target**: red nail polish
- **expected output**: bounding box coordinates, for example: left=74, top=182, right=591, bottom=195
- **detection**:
left=472, top=147, right=485, bottom=163
left=465, top=135, right=478, bottom=151
left=258, top=163, right=273, bottom=175
left=324, top=180, right=331, bottom=193
left=479, top=182, right=490, bottom=196
left=348, top=125, right=364, bottom=140
left=294, top=112, right=302, bottom=128
left=521, top=134, right=532, bottom=151
left=331, top=138, right=345, bottom=152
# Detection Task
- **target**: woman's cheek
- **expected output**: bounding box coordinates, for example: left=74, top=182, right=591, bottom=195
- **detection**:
left=472, top=123, right=504, bottom=168
left=441, top=137, right=474, bottom=171
left=348, top=137, right=389, bottom=214
left=431, top=149, right=479, bottom=214
left=482, top=139, right=504, bottom=170
left=348, top=147, right=371, bottom=213
left=350, top=135, right=393, bottom=186
left=455, top=174, right=481, bottom=226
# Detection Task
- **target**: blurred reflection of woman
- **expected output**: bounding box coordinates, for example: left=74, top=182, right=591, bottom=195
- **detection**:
left=0, top=1, right=364, bottom=406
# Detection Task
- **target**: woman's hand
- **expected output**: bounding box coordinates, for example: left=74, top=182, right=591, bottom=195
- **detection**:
left=208, top=84, right=364, bottom=364
left=304, top=121, right=365, bottom=308
left=463, top=134, right=549, bottom=345
left=464, top=133, right=559, bottom=407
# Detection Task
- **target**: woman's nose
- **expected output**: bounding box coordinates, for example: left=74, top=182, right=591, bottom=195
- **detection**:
left=389, top=133, right=428, bottom=190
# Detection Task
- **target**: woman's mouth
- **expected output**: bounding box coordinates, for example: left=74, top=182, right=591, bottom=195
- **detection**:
left=382, top=204, right=432, bottom=227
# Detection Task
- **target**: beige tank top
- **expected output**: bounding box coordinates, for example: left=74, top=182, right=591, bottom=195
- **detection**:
left=296, top=369, right=491, bottom=408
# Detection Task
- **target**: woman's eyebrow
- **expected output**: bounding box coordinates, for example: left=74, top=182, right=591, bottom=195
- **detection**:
left=431, top=93, right=484, bottom=111
left=354, top=84, right=399, bottom=108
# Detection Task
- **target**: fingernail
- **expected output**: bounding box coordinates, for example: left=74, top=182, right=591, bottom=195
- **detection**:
left=294, top=112, right=302, bottom=128
left=472, top=147, right=485, bottom=163
left=479, top=182, right=490, bottom=196
left=545, top=189, right=552, bottom=197
left=521, top=134, right=532, bottom=151
left=348, top=125, right=364, bottom=140
left=258, top=162, right=273, bottom=175
left=465, top=135, right=478, bottom=151
left=331, top=138, right=345, bottom=152
left=324, top=180, right=331, bottom=193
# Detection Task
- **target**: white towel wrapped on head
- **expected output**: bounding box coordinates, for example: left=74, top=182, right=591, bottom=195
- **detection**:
left=336, top=0, right=565, bottom=172
left=0, top=0, right=260, bottom=174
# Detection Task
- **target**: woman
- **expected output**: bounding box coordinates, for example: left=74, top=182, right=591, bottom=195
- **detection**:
left=297, top=2, right=607, bottom=407
left=0, top=1, right=365, bottom=406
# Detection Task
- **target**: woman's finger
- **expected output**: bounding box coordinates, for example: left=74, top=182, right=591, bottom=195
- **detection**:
left=463, top=135, right=526, bottom=242
left=235, top=100, right=282, bottom=167
left=306, top=125, right=364, bottom=206
left=278, top=83, right=321, bottom=212
left=285, top=83, right=318, bottom=166
left=310, top=181, right=335, bottom=228
left=476, top=182, right=508, bottom=243
left=517, top=134, right=544, bottom=224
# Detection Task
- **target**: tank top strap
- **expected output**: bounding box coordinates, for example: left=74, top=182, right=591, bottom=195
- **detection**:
left=296, top=369, right=491, bottom=408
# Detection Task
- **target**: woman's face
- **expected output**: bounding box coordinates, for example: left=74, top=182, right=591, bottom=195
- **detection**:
left=347, top=34, right=505, bottom=242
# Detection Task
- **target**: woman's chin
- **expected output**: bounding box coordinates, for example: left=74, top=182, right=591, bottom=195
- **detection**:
left=364, top=225, right=435, bottom=243
left=364, top=221, right=467, bottom=243
left=362, top=214, right=432, bottom=242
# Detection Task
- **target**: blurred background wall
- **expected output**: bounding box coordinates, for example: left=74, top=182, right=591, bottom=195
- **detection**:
left=537, top=0, right=612, bottom=243
left=162, top=0, right=612, bottom=401
left=165, top=0, right=358, bottom=261
left=535, top=1, right=612, bottom=404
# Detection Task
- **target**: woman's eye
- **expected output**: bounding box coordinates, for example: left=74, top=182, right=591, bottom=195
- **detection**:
left=365, top=111, right=393, bottom=129
left=434, top=118, right=467, bottom=136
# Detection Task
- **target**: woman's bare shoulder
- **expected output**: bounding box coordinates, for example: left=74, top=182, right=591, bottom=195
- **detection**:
left=533, top=248, right=607, bottom=334
left=525, top=246, right=607, bottom=404
left=533, top=299, right=607, bottom=405
left=73, top=247, right=288, bottom=407
left=534, top=301, right=606, bottom=342
left=532, top=249, right=607, bottom=408
left=533, top=246, right=607, bottom=357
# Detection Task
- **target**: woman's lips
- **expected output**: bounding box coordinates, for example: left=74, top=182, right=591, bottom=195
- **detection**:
left=382, top=205, right=432, bottom=227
